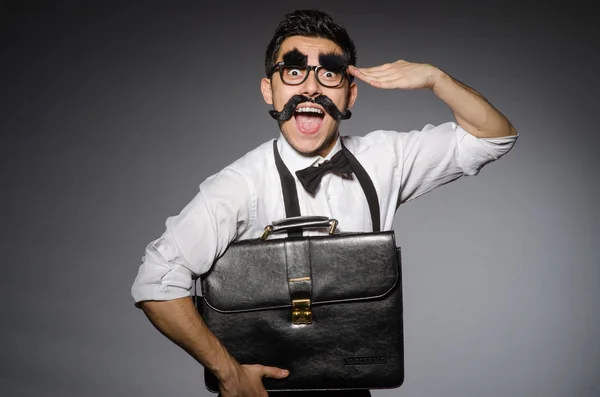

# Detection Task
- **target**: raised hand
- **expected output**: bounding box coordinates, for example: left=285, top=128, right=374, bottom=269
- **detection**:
left=348, top=60, right=444, bottom=90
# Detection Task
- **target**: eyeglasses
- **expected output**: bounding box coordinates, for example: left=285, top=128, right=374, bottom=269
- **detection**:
left=270, top=62, right=348, bottom=88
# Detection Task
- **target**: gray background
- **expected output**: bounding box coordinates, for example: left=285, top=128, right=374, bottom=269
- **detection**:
left=2, top=1, right=599, bottom=396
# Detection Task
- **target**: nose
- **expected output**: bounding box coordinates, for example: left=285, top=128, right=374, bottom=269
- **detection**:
left=300, top=68, right=322, bottom=98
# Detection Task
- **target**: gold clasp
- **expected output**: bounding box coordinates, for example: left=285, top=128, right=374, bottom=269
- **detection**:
left=259, top=225, right=273, bottom=241
left=292, top=298, right=312, bottom=324
left=329, top=219, right=338, bottom=235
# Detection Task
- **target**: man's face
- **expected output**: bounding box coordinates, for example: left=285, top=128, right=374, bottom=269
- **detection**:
left=261, top=36, right=357, bottom=157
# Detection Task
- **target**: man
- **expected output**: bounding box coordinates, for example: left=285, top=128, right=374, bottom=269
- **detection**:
left=131, top=9, right=518, bottom=397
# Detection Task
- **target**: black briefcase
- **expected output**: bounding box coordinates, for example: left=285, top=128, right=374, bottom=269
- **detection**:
left=193, top=140, right=404, bottom=392
left=194, top=216, right=404, bottom=392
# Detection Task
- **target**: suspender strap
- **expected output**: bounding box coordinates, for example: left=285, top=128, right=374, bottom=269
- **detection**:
left=272, top=139, right=381, bottom=233
left=341, top=142, right=381, bottom=232
left=273, top=140, right=302, bottom=237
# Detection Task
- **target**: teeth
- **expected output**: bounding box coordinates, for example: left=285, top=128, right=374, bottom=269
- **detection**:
left=296, top=107, right=323, bottom=115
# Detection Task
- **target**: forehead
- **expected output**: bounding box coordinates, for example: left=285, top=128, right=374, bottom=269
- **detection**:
left=276, top=36, right=343, bottom=62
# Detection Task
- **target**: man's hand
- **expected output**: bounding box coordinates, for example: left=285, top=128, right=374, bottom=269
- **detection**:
left=348, top=60, right=445, bottom=90
left=139, top=298, right=289, bottom=397
left=348, top=60, right=516, bottom=138
left=219, top=362, right=289, bottom=397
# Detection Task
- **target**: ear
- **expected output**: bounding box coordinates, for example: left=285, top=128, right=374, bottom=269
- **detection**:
left=261, top=77, right=273, bottom=105
left=346, top=81, right=358, bottom=108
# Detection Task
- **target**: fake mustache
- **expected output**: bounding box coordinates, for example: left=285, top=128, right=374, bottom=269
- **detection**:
left=269, top=95, right=352, bottom=121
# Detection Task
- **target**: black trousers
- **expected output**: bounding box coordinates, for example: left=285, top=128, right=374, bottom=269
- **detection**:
left=269, top=390, right=371, bottom=397
left=218, top=391, right=371, bottom=397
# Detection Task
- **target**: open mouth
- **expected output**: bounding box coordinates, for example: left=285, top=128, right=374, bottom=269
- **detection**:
left=294, top=105, right=325, bottom=135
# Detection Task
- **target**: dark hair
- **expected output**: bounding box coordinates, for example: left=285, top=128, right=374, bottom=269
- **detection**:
left=264, top=9, right=357, bottom=77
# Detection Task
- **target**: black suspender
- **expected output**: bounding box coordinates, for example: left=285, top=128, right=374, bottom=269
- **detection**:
left=272, top=139, right=380, bottom=234
left=341, top=142, right=381, bottom=232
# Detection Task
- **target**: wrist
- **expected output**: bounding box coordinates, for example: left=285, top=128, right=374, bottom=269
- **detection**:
left=212, top=355, right=241, bottom=383
left=429, top=67, right=450, bottom=91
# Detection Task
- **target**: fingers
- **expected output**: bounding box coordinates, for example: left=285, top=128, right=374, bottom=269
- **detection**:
left=349, top=64, right=404, bottom=86
left=258, top=365, right=290, bottom=379
left=349, top=61, right=430, bottom=90
left=349, top=66, right=395, bottom=88
left=220, top=364, right=287, bottom=397
left=349, top=65, right=386, bottom=79
left=244, top=364, right=289, bottom=379
left=348, top=66, right=384, bottom=86
left=353, top=62, right=396, bottom=74
left=349, top=61, right=410, bottom=77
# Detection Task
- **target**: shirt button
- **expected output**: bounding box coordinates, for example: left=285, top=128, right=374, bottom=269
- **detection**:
left=327, top=194, right=331, bottom=200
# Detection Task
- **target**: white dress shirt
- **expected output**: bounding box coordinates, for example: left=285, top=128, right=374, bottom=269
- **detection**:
left=131, top=122, right=517, bottom=303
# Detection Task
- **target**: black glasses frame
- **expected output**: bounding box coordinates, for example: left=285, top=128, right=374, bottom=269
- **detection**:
left=270, top=62, right=349, bottom=88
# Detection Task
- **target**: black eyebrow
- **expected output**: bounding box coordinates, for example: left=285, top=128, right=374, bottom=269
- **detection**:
left=282, top=48, right=308, bottom=67
left=318, top=52, right=347, bottom=70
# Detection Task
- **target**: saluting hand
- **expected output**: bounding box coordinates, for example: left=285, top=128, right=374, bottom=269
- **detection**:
left=348, top=60, right=445, bottom=90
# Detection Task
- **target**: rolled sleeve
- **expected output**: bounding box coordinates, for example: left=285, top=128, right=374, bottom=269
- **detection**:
left=456, top=126, right=518, bottom=176
left=131, top=237, right=196, bottom=303
left=393, top=121, right=518, bottom=203
left=131, top=167, right=255, bottom=305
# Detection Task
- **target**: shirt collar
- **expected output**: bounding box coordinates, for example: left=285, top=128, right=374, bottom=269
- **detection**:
left=276, top=133, right=343, bottom=173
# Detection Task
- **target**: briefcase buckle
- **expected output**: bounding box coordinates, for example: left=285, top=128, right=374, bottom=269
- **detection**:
left=292, top=298, right=312, bottom=324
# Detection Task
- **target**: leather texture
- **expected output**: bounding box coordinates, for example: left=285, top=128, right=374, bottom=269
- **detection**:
left=195, top=231, right=404, bottom=392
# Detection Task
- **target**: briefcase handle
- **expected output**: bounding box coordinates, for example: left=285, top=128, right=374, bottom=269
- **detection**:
left=260, top=216, right=338, bottom=240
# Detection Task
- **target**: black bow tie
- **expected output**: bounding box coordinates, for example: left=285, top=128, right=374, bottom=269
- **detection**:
left=295, top=150, right=354, bottom=195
